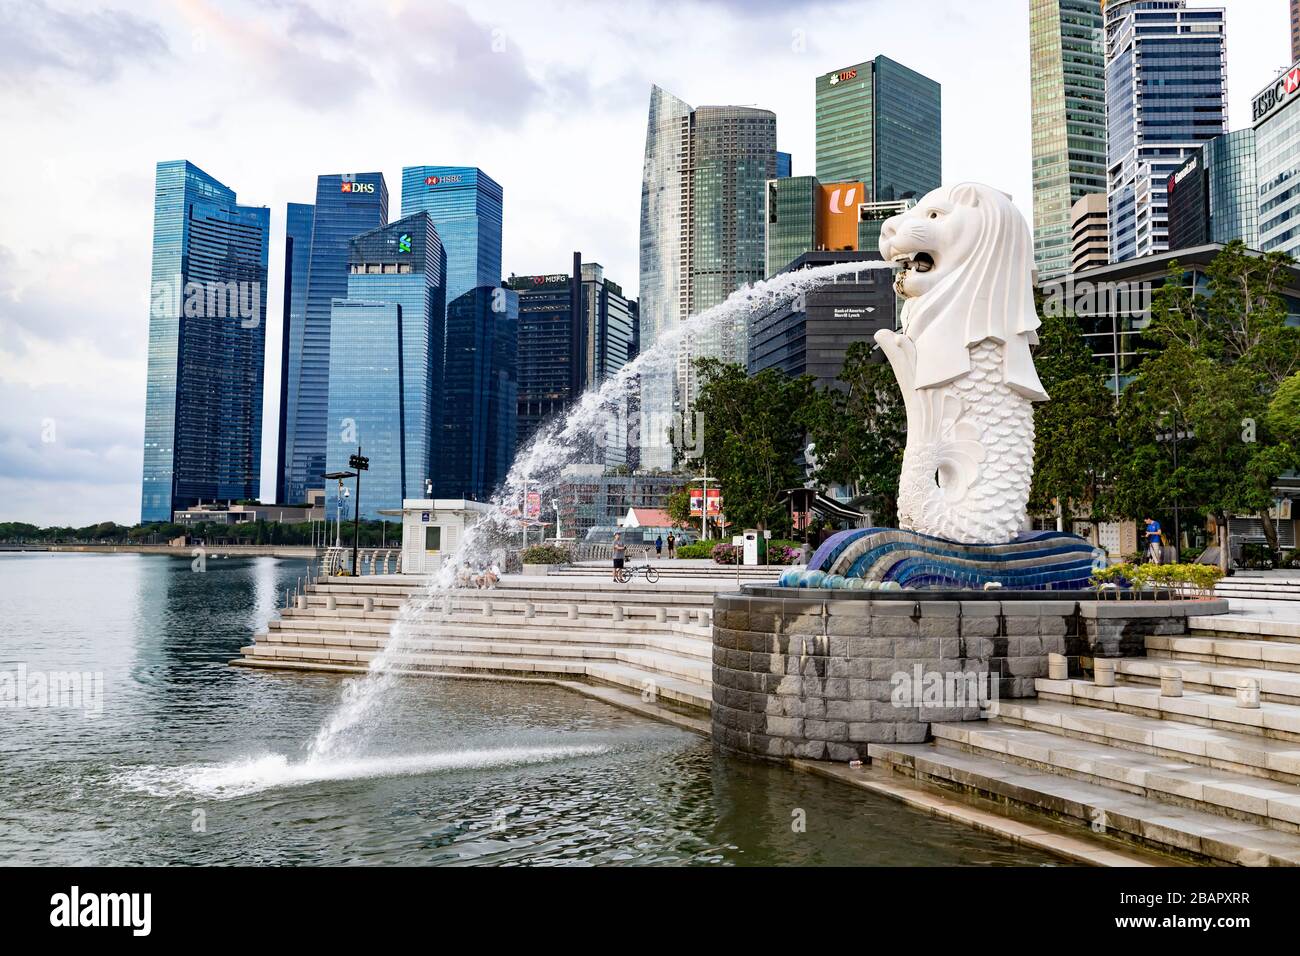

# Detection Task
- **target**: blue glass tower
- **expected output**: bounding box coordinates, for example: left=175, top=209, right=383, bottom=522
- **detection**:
left=326, top=213, right=447, bottom=519
left=1104, top=0, right=1226, bottom=261
left=275, top=202, right=314, bottom=504
left=141, top=160, right=269, bottom=523
left=279, top=172, right=388, bottom=506
left=440, top=287, right=518, bottom=501
left=400, top=166, right=502, bottom=307
left=326, top=301, right=404, bottom=521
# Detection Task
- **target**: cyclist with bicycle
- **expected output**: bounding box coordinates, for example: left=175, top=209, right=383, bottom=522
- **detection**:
left=612, top=532, right=626, bottom=581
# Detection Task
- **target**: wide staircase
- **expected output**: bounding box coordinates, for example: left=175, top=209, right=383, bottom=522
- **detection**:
left=1214, top=571, right=1300, bottom=603
left=868, top=608, right=1300, bottom=865
left=233, top=575, right=719, bottom=724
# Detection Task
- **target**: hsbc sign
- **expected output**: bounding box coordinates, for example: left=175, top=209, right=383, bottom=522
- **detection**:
left=424, top=174, right=464, bottom=186
left=1253, top=65, right=1300, bottom=124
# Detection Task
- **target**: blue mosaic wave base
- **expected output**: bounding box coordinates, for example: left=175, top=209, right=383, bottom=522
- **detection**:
left=781, top=528, right=1102, bottom=591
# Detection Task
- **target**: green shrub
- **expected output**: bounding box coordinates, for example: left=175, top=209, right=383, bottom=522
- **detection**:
left=521, top=545, right=570, bottom=565
left=674, top=542, right=712, bottom=559
left=1091, top=562, right=1222, bottom=596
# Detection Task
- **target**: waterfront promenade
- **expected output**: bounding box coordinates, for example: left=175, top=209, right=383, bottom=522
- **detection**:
left=233, top=564, right=1300, bottom=865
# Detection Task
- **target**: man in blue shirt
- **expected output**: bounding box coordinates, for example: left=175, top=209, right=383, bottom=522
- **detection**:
left=1143, top=517, right=1162, bottom=564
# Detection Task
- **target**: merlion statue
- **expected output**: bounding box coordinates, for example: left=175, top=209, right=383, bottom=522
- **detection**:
left=874, top=182, right=1048, bottom=544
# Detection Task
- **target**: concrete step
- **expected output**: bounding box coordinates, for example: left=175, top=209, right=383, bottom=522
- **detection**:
left=987, top=698, right=1300, bottom=785
left=1147, top=633, right=1300, bottom=671
left=256, top=629, right=713, bottom=665
left=1117, top=657, right=1300, bottom=705
left=1214, top=582, right=1300, bottom=601
left=274, top=607, right=712, bottom=634
left=932, top=720, right=1300, bottom=834
left=869, top=741, right=1300, bottom=865
left=1189, top=614, right=1300, bottom=644
left=267, top=615, right=711, bottom=647
left=1036, top=676, right=1300, bottom=742
left=237, top=644, right=711, bottom=710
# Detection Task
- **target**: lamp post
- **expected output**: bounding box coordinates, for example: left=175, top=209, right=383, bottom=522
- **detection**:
left=324, top=470, right=358, bottom=570
left=692, top=459, right=710, bottom=542
left=349, top=448, right=369, bottom=577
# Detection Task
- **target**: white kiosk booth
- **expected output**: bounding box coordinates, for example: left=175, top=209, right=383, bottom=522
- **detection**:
left=386, top=498, right=496, bottom=576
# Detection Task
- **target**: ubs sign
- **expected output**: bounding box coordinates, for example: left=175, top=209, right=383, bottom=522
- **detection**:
left=1253, top=65, right=1300, bottom=124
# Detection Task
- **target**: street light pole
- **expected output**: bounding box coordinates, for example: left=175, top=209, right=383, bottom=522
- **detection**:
left=347, top=448, right=369, bottom=576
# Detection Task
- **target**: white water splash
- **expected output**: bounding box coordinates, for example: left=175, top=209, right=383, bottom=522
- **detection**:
left=115, top=744, right=609, bottom=800
left=306, top=261, right=896, bottom=760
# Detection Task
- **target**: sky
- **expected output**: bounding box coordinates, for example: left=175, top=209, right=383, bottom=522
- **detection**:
left=0, top=0, right=1290, bottom=527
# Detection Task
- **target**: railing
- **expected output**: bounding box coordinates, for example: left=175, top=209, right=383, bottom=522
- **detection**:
left=318, top=546, right=401, bottom=576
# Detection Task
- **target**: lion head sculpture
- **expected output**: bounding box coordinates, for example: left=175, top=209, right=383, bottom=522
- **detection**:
left=878, top=183, right=1047, bottom=401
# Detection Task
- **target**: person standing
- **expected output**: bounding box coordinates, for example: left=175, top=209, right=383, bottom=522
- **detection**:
left=612, top=532, right=626, bottom=581
left=1143, top=516, right=1163, bottom=564
left=666, top=532, right=676, bottom=559
left=654, top=535, right=663, bottom=559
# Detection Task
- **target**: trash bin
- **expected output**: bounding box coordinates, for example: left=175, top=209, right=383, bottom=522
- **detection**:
left=742, top=529, right=760, bottom=566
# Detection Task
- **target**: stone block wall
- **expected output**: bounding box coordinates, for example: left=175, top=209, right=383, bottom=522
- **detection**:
left=712, top=590, right=1227, bottom=763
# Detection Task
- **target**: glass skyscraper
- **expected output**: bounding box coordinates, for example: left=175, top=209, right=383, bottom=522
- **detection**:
left=814, top=56, right=941, bottom=202
left=326, top=300, right=404, bottom=521
left=399, top=166, right=503, bottom=308
left=507, top=255, right=637, bottom=464
left=440, top=286, right=518, bottom=501
left=1166, top=128, right=1258, bottom=250
left=141, top=160, right=269, bottom=523
left=1255, top=61, right=1300, bottom=259
left=275, top=202, right=314, bottom=504
left=278, top=172, right=388, bottom=506
left=1104, top=0, right=1227, bottom=262
left=326, top=213, right=447, bottom=518
left=1030, top=0, right=1107, bottom=279
left=638, top=86, right=776, bottom=468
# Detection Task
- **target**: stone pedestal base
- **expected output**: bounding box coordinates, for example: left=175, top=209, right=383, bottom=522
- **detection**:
left=711, top=589, right=1228, bottom=763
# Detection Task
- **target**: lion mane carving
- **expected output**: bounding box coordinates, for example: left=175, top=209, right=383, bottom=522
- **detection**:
left=874, top=182, right=1049, bottom=544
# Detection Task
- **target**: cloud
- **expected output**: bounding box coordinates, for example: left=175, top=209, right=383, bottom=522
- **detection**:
left=0, top=0, right=169, bottom=83
left=177, top=0, right=374, bottom=111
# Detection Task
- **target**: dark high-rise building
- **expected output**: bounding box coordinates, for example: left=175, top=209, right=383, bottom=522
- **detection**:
left=141, top=161, right=269, bottom=523
left=507, top=253, right=638, bottom=464
left=748, top=251, right=897, bottom=390
left=400, top=166, right=503, bottom=308
left=815, top=55, right=941, bottom=202
left=1167, top=129, right=1259, bottom=251
left=776, top=151, right=793, bottom=179
left=439, top=286, right=518, bottom=501
left=278, top=172, right=388, bottom=506
left=1104, top=0, right=1226, bottom=262
left=325, top=213, right=447, bottom=519
left=1030, top=0, right=1107, bottom=280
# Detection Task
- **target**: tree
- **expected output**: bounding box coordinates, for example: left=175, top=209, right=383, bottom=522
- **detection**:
left=685, top=359, right=818, bottom=534
left=804, top=341, right=906, bottom=526
left=664, top=485, right=698, bottom=531
left=1028, top=309, right=1118, bottom=541
left=1114, top=244, right=1300, bottom=567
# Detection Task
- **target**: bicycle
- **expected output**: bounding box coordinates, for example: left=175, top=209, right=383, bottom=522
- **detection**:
left=616, top=562, right=659, bottom=584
